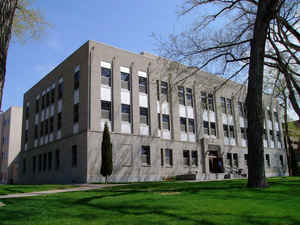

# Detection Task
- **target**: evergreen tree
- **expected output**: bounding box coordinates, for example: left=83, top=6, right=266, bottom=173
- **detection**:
left=100, top=123, right=113, bottom=184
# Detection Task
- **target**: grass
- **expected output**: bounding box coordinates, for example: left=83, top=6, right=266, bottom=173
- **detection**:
left=1, top=177, right=300, bottom=225
left=0, top=184, right=78, bottom=195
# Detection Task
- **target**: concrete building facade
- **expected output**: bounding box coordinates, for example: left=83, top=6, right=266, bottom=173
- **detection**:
left=0, top=107, right=23, bottom=184
left=18, top=41, right=288, bottom=184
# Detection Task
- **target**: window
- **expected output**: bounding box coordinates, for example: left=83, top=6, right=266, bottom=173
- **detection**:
left=140, top=107, right=149, bottom=125
left=73, top=103, right=79, bottom=123
left=48, top=152, right=52, bottom=170
left=244, top=154, right=248, bottom=166
left=221, top=97, right=226, bottom=113
left=274, top=112, right=279, bottom=122
left=227, top=153, right=232, bottom=167
left=139, top=76, right=148, bottom=93
left=208, top=94, right=214, bottom=111
left=280, top=155, right=284, bottom=167
left=101, top=67, right=112, bottom=86
left=267, top=110, right=272, bottom=120
left=160, top=149, right=164, bottom=166
left=178, top=86, right=185, bottom=105
left=23, top=158, right=26, bottom=174
left=51, top=88, right=55, bottom=104
left=264, top=129, right=268, bottom=140
left=46, top=92, right=50, bottom=107
left=165, top=149, right=173, bottom=166
left=229, top=126, right=235, bottom=138
left=233, top=153, right=238, bottom=167
left=180, top=117, right=187, bottom=132
left=34, top=125, right=38, bottom=139
left=158, top=114, right=161, bottom=129
left=201, top=92, right=208, bottom=110
left=101, top=101, right=111, bottom=120
left=35, top=99, right=39, bottom=113
left=162, top=114, right=170, bottom=130
left=238, top=102, right=246, bottom=117
left=50, top=117, right=54, bottom=133
left=44, top=119, right=48, bottom=135
left=277, top=131, right=282, bottom=144
left=191, top=151, right=198, bottom=166
left=188, top=119, right=195, bottom=133
left=204, top=121, right=209, bottom=135
left=121, top=104, right=131, bottom=122
left=55, top=150, right=60, bottom=170
left=223, top=125, right=229, bottom=137
left=241, top=127, right=247, bottom=139
left=58, top=82, right=63, bottom=100
left=210, top=122, right=216, bottom=136
left=38, top=154, right=42, bottom=172
left=25, top=130, right=28, bottom=143
left=25, top=105, right=29, bottom=119
left=121, top=72, right=130, bottom=90
left=183, top=150, right=190, bottom=166
left=156, top=80, right=160, bottom=100
left=57, top=113, right=62, bottom=130
left=72, top=145, right=77, bottom=168
left=41, top=95, right=45, bottom=109
left=141, top=146, right=150, bottom=166
left=40, top=122, right=44, bottom=137
left=226, top=99, right=233, bottom=115
left=43, top=154, right=47, bottom=171
left=186, top=88, right=193, bottom=106
left=161, top=81, right=168, bottom=101
left=32, top=156, right=36, bottom=173
left=74, top=70, right=80, bottom=89
left=266, top=154, right=270, bottom=167
left=270, top=130, right=275, bottom=141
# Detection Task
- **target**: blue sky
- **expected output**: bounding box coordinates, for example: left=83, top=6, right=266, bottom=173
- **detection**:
left=5, top=0, right=188, bottom=111
left=4, top=0, right=298, bottom=120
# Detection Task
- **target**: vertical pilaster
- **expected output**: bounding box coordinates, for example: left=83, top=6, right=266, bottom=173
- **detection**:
left=112, top=57, right=121, bottom=133
left=148, top=64, right=158, bottom=137
left=131, top=63, right=139, bottom=135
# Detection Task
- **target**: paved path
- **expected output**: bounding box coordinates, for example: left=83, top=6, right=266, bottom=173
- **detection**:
left=0, top=184, right=124, bottom=199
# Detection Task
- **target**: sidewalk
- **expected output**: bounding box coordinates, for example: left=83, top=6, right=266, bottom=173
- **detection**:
left=0, top=184, right=123, bottom=199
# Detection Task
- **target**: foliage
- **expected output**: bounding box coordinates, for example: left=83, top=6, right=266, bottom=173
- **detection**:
left=1, top=177, right=300, bottom=225
left=100, top=123, right=113, bottom=183
left=13, top=0, right=50, bottom=43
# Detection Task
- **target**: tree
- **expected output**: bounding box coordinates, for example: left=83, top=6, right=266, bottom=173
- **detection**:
left=100, top=123, right=113, bottom=184
left=156, top=0, right=299, bottom=188
left=0, top=0, right=48, bottom=111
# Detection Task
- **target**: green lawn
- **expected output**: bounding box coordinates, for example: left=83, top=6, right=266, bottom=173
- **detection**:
left=0, top=184, right=77, bottom=195
left=1, top=177, right=300, bottom=225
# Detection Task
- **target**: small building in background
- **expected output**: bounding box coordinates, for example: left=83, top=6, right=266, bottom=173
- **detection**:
left=0, top=107, right=23, bottom=184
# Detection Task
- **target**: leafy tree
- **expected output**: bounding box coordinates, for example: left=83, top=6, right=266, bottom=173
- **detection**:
left=157, top=0, right=299, bottom=188
left=0, top=0, right=48, bottom=110
left=100, top=123, right=113, bottom=184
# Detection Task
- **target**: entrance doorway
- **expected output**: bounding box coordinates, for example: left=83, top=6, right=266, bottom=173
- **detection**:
left=208, top=151, right=224, bottom=173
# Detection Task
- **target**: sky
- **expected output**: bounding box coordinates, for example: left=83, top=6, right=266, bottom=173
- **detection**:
left=4, top=0, right=298, bottom=120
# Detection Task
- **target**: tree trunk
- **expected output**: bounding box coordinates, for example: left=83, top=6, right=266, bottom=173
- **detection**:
left=283, top=97, right=292, bottom=176
left=0, top=0, right=18, bottom=111
left=247, top=0, right=281, bottom=188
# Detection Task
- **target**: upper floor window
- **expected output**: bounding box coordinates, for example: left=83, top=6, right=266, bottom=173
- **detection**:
left=238, top=102, right=247, bottom=117
left=274, top=112, right=279, bottom=122
left=101, top=101, right=111, bottom=120
left=121, top=72, right=130, bottom=90
left=35, top=99, right=39, bottom=113
left=202, top=92, right=214, bottom=111
left=178, top=86, right=185, bottom=105
left=226, top=99, right=233, bottom=115
left=188, top=119, right=195, bottom=133
left=241, top=127, right=247, bottom=139
left=180, top=117, right=187, bottom=132
left=186, top=88, right=193, bottom=106
left=161, top=81, right=168, bottom=101
left=74, top=70, right=80, bottom=89
left=158, top=114, right=161, bottom=129
left=41, top=95, right=45, bottom=109
left=208, top=94, right=214, bottom=111
left=34, top=125, right=38, bottom=139
left=221, top=97, right=226, bottom=113
left=73, top=104, right=79, bottom=123
left=162, top=114, right=170, bottom=130
left=139, top=76, right=148, bottom=93
left=51, top=88, right=55, bottom=104
left=25, top=105, right=30, bottom=119
left=121, top=104, right=131, bottom=122
left=46, top=92, right=50, bottom=107
left=223, top=125, right=229, bottom=137
left=264, top=129, right=268, bottom=140
left=229, top=125, right=235, bottom=138
left=156, top=80, right=160, bottom=100
left=267, top=110, right=272, bottom=120
left=58, top=81, right=63, bottom=100
left=57, top=113, right=62, bottom=130
left=101, top=67, right=112, bottom=86
left=50, top=117, right=54, bottom=133
left=140, top=107, right=149, bottom=125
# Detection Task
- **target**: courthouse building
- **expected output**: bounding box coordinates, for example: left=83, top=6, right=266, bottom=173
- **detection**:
left=18, top=41, right=288, bottom=184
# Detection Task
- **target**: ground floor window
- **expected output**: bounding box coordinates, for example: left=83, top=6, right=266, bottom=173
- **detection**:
left=141, top=146, right=150, bottom=166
